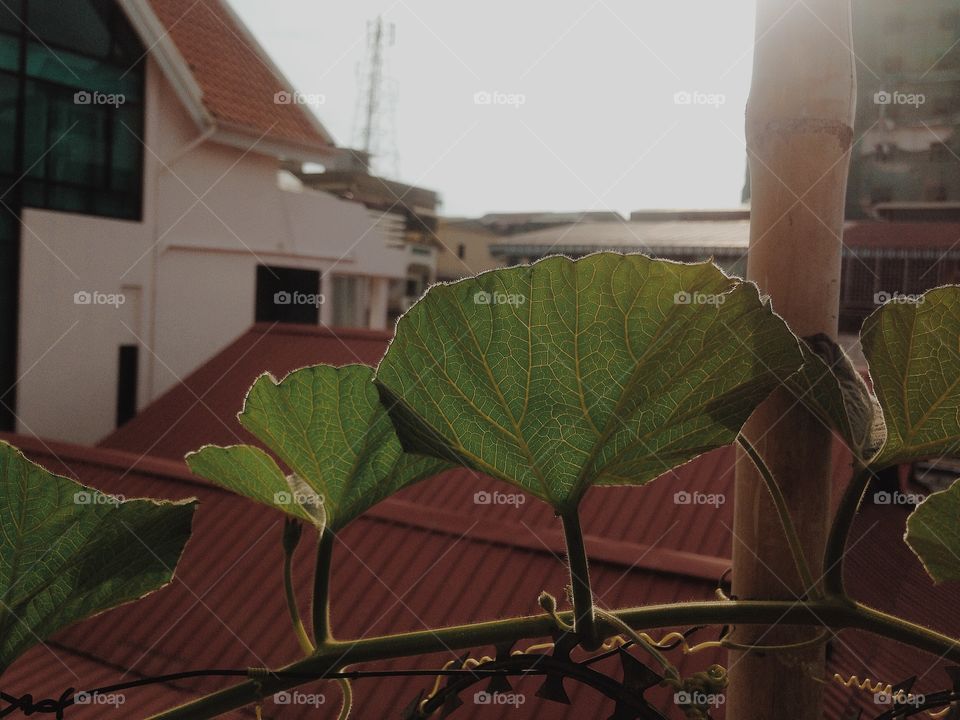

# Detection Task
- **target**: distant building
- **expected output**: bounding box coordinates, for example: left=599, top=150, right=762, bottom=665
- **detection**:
left=0, top=0, right=413, bottom=442
left=434, top=211, right=621, bottom=282
left=477, top=210, right=623, bottom=235
left=290, top=152, right=441, bottom=323
left=488, top=210, right=960, bottom=333
left=435, top=218, right=505, bottom=282
left=846, top=0, right=960, bottom=217
left=740, top=1, right=960, bottom=219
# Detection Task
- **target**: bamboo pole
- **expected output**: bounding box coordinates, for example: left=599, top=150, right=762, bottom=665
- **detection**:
left=729, top=1, right=855, bottom=718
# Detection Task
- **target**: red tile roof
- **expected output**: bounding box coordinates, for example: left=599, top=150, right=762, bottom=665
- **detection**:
left=3, top=322, right=958, bottom=719
left=146, top=0, right=334, bottom=154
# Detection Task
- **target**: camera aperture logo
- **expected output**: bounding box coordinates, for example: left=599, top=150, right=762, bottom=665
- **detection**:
left=74, top=290, right=126, bottom=308
left=874, top=690, right=925, bottom=707
left=674, top=290, right=726, bottom=306
left=874, top=290, right=923, bottom=305
left=473, top=90, right=526, bottom=108
left=74, top=692, right=125, bottom=708
left=674, top=690, right=725, bottom=708
left=274, top=290, right=325, bottom=307
left=473, top=290, right=526, bottom=306
left=473, top=691, right=525, bottom=707
left=74, top=90, right=125, bottom=107
left=874, top=490, right=925, bottom=506
left=874, top=90, right=925, bottom=108
left=274, top=90, right=325, bottom=107
left=474, top=490, right=525, bottom=508
left=674, top=490, right=725, bottom=508
left=74, top=490, right=124, bottom=506
left=273, top=691, right=325, bottom=707
left=673, top=90, right=726, bottom=108
left=274, top=491, right=324, bottom=509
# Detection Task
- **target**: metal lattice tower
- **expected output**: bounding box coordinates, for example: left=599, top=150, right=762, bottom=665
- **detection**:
left=351, top=16, right=399, bottom=177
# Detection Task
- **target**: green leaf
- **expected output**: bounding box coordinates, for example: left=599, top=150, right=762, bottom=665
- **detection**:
left=862, top=286, right=960, bottom=468
left=187, top=364, right=449, bottom=531
left=375, top=253, right=803, bottom=511
left=905, top=478, right=960, bottom=583
left=0, top=441, right=196, bottom=673
left=785, top=333, right=885, bottom=460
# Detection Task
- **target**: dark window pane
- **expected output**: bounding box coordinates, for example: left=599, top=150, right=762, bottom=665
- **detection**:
left=0, top=34, right=19, bottom=71
left=0, top=1, right=22, bottom=34
left=25, top=41, right=141, bottom=99
left=255, top=265, right=322, bottom=324
left=27, top=0, right=112, bottom=58
left=0, top=73, right=17, bottom=175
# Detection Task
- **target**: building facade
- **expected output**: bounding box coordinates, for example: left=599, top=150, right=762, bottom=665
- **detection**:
left=847, top=0, right=960, bottom=217
left=1, top=0, right=410, bottom=443
left=435, top=217, right=505, bottom=282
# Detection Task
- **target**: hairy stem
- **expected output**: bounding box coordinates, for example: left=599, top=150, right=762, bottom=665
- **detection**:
left=737, top=434, right=818, bottom=597
left=823, top=462, right=871, bottom=596
left=560, top=509, right=599, bottom=649
left=144, top=598, right=960, bottom=720
left=312, top=528, right=336, bottom=645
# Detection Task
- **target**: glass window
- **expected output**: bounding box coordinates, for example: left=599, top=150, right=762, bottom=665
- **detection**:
left=0, top=74, right=17, bottom=175
left=2, top=1, right=145, bottom=221
left=0, top=1, right=22, bottom=34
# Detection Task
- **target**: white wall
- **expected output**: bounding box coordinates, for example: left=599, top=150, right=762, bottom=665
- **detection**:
left=16, top=57, right=407, bottom=444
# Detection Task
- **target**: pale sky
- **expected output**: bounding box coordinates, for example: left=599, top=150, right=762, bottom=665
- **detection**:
left=230, top=1, right=758, bottom=217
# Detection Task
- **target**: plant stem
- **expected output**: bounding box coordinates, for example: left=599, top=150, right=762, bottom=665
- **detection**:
left=284, top=544, right=315, bottom=655
left=312, top=528, right=335, bottom=645
left=823, top=462, right=870, bottom=596
left=560, top=509, right=599, bottom=649
left=737, top=434, right=818, bottom=597
left=143, top=598, right=960, bottom=720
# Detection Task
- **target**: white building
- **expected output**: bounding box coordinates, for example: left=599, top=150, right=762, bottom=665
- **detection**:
left=1, top=0, right=410, bottom=443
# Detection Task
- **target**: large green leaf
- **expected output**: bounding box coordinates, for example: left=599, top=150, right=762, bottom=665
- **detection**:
left=187, top=364, right=450, bottom=531
left=862, top=286, right=960, bottom=469
left=905, top=478, right=960, bottom=583
left=0, top=441, right=196, bottom=673
left=375, top=253, right=803, bottom=511
left=785, top=334, right=885, bottom=460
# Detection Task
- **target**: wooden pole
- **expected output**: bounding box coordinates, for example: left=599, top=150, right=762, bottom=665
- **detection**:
left=729, top=1, right=855, bottom=718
